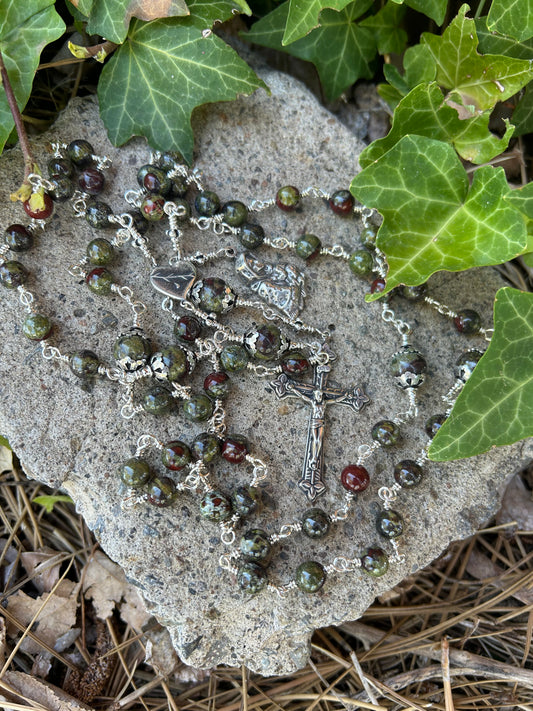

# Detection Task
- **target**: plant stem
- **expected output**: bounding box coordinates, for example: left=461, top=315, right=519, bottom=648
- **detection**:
left=0, top=49, right=35, bottom=180
left=474, top=0, right=487, bottom=19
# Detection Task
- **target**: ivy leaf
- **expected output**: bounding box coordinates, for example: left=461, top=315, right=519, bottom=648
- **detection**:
left=475, top=17, right=533, bottom=59
left=487, top=0, right=533, bottom=42
left=0, top=0, right=65, bottom=154
left=360, top=1, right=407, bottom=55
left=504, top=181, right=533, bottom=220
left=99, top=18, right=266, bottom=162
left=421, top=4, right=533, bottom=113
left=513, top=84, right=533, bottom=136
left=429, top=288, right=533, bottom=461
left=32, top=495, right=74, bottom=513
left=245, top=0, right=376, bottom=101
left=360, top=83, right=514, bottom=167
left=378, top=43, right=436, bottom=108
left=350, top=135, right=527, bottom=298
left=0, top=436, right=10, bottom=450
left=282, top=0, right=357, bottom=45
left=388, top=0, right=446, bottom=25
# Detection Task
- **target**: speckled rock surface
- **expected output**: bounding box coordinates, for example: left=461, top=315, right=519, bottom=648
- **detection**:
left=0, top=69, right=531, bottom=676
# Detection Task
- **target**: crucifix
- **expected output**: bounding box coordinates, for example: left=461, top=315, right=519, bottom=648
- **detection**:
left=270, top=362, right=369, bottom=501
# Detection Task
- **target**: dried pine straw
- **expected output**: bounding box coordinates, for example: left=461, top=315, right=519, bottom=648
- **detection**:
left=0, top=453, right=532, bottom=711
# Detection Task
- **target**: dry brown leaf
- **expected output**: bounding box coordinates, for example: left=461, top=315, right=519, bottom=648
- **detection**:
left=496, top=474, right=533, bottom=529
left=0, top=670, right=93, bottom=711
left=5, top=581, right=79, bottom=654
left=144, top=626, right=179, bottom=677
left=0, top=445, right=13, bottom=473
left=127, top=0, right=189, bottom=22
left=466, top=549, right=533, bottom=605
left=21, top=547, right=63, bottom=594
left=0, top=538, right=19, bottom=589
left=0, top=617, right=6, bottom=665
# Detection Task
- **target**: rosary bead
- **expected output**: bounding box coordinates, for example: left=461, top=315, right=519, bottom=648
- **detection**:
left=171, top=175, right=188, bottom=197
left=161, top=440, right=191, bottom=470
left=372, top=420, right=400, bottom=447
left=78, top=168, right=106, bottom=195
left=454, top=309, right=481, bottom=334
left=114, top=331, right=151, bottom=372
left=49, top=175, right=74, bottom=202
left=281, top=350, right=310, bottom=376
left=222, top=435, right=249, bottom=463
left=144, top=385, right=175, bottom=415
left=377, top=509, right=404, bottom=539
left=455, top=349, right=484, bottom=382
left=394, top=459, right=423, bottom=487
left=296, top=234, right=321, bottom=261
left=237, top=562, right=268, bottom=594
left=370, top=277, right=386, bottom=293
left=191, top=432, right=220, bottom=462
left=85, top=201, right=113, bottom=229
left=147, top=476, right=178, bottom=507
left=390, top=346, right=426, bottom=389
left=348, top=249, right=374, bottom=276
left=22, top=313, right=52, bottom=340
left=239, top=223, right=265, bottom=249
left=425, top=414, right=446, bottom=438
left=329, top=190, right=354, bottom=216
left=195, top=190, right=220, bottom=216
left=232, top=486, right=260, bottom=516
left=295, top=560, right=326, bottom=593
left=199, top=490, right=232, bottom=521
left=240, top=529, right=271, bottom=563
left=67, top=139, right=94, bottom=167
left=361, top=547, right=389, bottom=577
left=341, top=464, right=370, bottom=492
left=183, top=394, right=214, bottom=422
left=222, top=200, right=248, bottom=227
left=119, top=457, right=152, bottom=487
left=140, top=193, right=166, bottom=221
left=70, top=350, right=100, bottom=378
left=0, top=261, right=29, bottom=289
left=220, top=344, right=249, bottom=372
left=360, top=225, right=377, bottom=249
left=301, top=508, right=330, bottom=538
left=47, top=157, right=73, bottom=177
left=244, top=323, right=288, bottom=361
left=174, top=315, right=202, bottom=342
left=23, top=193, right=53, bottom=220
left=204, top=372, right=230, bottom=399
left=137, top=164, right=171, bottom=195
left=86, top=267, right=114, bottom=295
left=190, top=277, right=236, bottom=314
left=276, top=185, right=300, bottom=211
left=401, top=283, right=427, bottom=301
left=87, top=238, right=114, bottom=266
left=5, top=224, right=33, bottom=252
left=159, top=150, right=185, bottom=171
left=150, top=346, right=193, bottom=381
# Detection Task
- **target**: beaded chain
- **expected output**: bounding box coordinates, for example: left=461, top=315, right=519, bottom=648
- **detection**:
left=0, top=139, right=492, bottom=597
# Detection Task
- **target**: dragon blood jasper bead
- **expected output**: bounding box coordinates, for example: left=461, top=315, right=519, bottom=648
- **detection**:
left=140, top=193, right=166, bottom=221
left=341, top=464, right=370, bottom=492
left=191, top=432, right=220, bottom=462
left=222, top=435, right=249, bottom=463
left=47, top=157, right=73, bottom=177
left=296, top=233, right=321, bottom=261
left=455, top=349, right=484, bottom=382
left=390, top=346, right=426, bottom=389
left=147, top=477, right=178, bottom=507
left=70, top=350, right=100, bottom=378
left=5, top=224, right=33, bottom=252
left=119, top=457, right=152, bottom=488
left=158, top=150, right=185, bottom=170
left=276, top=185, right=300, bottom=211
left=425, top=414, right=447, bottom=438
left=232, top=486, right=260, bottom=516
left=204, top=372, right=230, bottom=399
left=85, top=267, right=114, bottom=295
left=0, top=261, right=29, bottom=289
left=22, top=314, right=52, bottom=340
left=370, top=277, right=386, bottom=294
left=128, top=209, right=150, bottom=234
left=222, top=200, right=248, bottom=226
left=281, top=350, right=310, bottom=377
left=67, top=139, right=94, bottom=167
left=174, top=315, right=202, bottom=342
left=150, top=345, right=194, bottom=381
left=23, top=193, right=53, bottom=220
left=220, top=344, right=249, bottom=372
left=199, top=490, right=232, bottom=521
left=137, top=164, right=171, bottom=195
left=182, top=394, right=214, bottom=422
left=244, top=323, right=289, bottom=360
left=48, top=175, right=74, bottom=202
left=195, top=190, right=220, bottom=216
left=348, top=249, right=374, bottom=276
left=87, top=238, right=114, bottom=265
left=329, top=189, right=354, bottom=216
left=78, top=168, right=105, bottom=195
left=237, top=562, right=268, bottom=594
left=372, top=420, right=400, bottom=447
left=240, top=529, right=271, bottom=564
left=360, top=225, right=377, bottom=249
left=143, top=385, right=174, bottom=415
left=401, top=283, right=427, bottom=301
left=361, top=547, right=389, bottom=577
left=85, top=201, right=113, bottom=229
left=190, top=277, right=236, bottom=314
left=394, top=459, right=423, bottom=487
left=454, top=309, right=481, bottom=334
left=114, top=329, right=151, bottom=371
left=301, top=508, right=330, bottom=538
left=161, top=440, right=191, bottom=470
left=295, top=561, right=326, bottom=593
left=239, top=223, right=265, bottom=249
left=377, top=509, right=404, bottom=538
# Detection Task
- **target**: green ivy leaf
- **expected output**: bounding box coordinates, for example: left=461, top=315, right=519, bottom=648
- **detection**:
left=513, top=83, right=533, bottom=136
left=359, top=2, right=407, bottom=55
left=387, top=0, right=446, bottom=24
left=360, top=83, right=514, bottom=167
left=0, top=436, right=11, bottom=450
left=475, top=17, right=533, bottom=59
left=245, top=0, right=376, bottom=100
left=421, top=4, right=533, bottom=113
left=487, top=0, right=533, bottom=42
left=0, top=0, right=65, bottom=154
left=350, top=135, right=527, bottom=298
left=99, top=18, right=266, bottom=162
left=378, top=43, right=436, bottom=108
left=429, top=288, right=533, bottom=461
left=167, top=0, right=251, bottom=26
left=282, top=0, right=357, bottom=45
left=504, top=180, right=533, bottom=219
left=32, top=495, right=74, bottom=513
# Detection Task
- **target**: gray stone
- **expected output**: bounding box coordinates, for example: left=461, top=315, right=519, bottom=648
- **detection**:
left=0, top=68, right=530, bottom=676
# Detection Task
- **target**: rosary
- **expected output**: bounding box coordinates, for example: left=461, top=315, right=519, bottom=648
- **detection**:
left=0, top=139, right=492, bottom=597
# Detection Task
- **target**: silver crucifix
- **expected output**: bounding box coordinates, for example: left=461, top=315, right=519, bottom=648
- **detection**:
left=270, top=363, right=369, bottom=501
